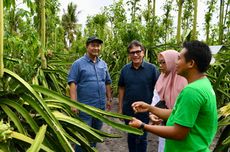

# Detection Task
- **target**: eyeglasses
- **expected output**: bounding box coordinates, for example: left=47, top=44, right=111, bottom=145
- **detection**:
left=158, top=61, right=166, bottom=65
left=129, top=50, right=142, bottom=55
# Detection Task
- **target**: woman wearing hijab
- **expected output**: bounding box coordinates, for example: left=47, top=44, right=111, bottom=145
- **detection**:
left=150, top=50, right=187, bottom=152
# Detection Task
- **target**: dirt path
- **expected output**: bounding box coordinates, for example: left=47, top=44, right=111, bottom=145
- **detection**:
left=97, top=99, right=158, bottom=152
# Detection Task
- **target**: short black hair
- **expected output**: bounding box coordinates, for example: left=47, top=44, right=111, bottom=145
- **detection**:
left=127, top=40, right=145, bottom=53
left=183, top=40, right=212, bottom=73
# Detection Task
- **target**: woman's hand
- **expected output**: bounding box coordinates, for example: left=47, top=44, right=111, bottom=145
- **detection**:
left=149, top=113, right=162, bottom=125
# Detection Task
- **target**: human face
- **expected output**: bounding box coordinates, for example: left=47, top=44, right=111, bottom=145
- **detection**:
left=176, top=48, right=190, bottom=77
left=129, top=46, right=144, bottom=66
left=86, top=42, right=102, bottom=58
left=158, top=54, right=167, bottom=74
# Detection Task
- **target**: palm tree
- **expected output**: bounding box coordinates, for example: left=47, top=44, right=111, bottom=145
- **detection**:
left=61, top=2, right=79, bottom=50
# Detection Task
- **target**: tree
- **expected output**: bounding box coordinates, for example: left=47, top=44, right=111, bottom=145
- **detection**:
left=40, top=0, right=47, bottom=69
left=127, top=0, right=141, bottom=22
left=85, top=13, right=108, bottom=39
left=146, top=0, right=151, bottom=23
left=176, top=0, right=184, bottom=44
left=162, top=0, right=174, bottom=44
left=61, top=2, right=79, bottom=50
left=152, top=0, right=156, bottom=17
left=0, top=0, right=3, bottom=77
left=191, top=0, right=198, bottom=40
left=219, top=0, right=225, bottom=43
left=205, top=0, right=217, bottom=44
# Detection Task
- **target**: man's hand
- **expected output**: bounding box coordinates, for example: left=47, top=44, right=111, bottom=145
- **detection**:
left=118, top=108, right=122, bottom=114
left=71, top=107, right=79, bottom=114
left=129, top=117, right=142, bottom=128
left=117, top=107, right=124, bottom=122
left=132, top=101, right=150, bottom=113
left=106, top=99, right=112, bottom=111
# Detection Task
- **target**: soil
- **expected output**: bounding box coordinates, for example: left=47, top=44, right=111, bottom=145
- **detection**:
left=96, top=98, right=219, bottom=152
left=96, top=98, right=161, bottom=152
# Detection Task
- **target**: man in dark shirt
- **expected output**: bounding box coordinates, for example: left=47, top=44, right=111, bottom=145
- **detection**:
left=118, top=40, right=159, bottom=152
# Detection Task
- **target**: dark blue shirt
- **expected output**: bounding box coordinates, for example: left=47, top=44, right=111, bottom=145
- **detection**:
left=118, top=61, right=159, bottom=119
left=68, top=55, right=112, bottom=109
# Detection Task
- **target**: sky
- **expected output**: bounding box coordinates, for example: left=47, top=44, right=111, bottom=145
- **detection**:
left=59, top=0, right=115, bottom=25
left=16, top=0, right=214, bottom=40
left=59, top=0, right=210, bottom=40
left=59, top=0, right=168, bottom=23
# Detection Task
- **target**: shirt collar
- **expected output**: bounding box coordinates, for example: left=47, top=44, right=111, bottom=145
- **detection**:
left=84, top=54, right=100, bottom=63
left=130, top=61, right=145, bottom=69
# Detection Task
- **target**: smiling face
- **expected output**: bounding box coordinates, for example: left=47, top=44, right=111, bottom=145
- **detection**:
left=129, top=46, right=144, bottom=66
left=86, top=41, right=102, bottom=59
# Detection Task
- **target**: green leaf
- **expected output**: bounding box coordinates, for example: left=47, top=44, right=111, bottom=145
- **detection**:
left=47, top=73, right=62, bottom=94
left=223, top=135, right=230, bottom=145
left=218, top=116, right=230, bottom=126
left=11, top=131, right=54, bottom=152
left=1, top=105, right=26, bottom=134
left=213, top=63, right=230, bottom=90
left=38, top=68, right=48, bottom=88
left=53, top=111, right=103, bottom=142
left=82, top=104, right=133, bottom=120
left=43, top=67, right=68, bottom=77
left=217, top=88, right=230, bottom=99
left=32, top=85, right=143, bottom=135
left=4, top=68, right=73, bottom=151
left=66, top=128, right=97, bottom=152
left=0, top=99, right=52, bottom=148
left=27, top=125, right=47, bottom=152
left=0, top=99, right=39, bottom=133
left=90, top=127, right=121, bottom=138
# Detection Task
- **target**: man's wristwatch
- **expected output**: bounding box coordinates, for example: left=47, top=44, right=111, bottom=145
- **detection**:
left=139, top=122, right=145, bottom=130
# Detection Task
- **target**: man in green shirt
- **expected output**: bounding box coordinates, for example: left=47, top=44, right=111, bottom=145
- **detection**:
left=129, top=40, right=218, bottom=152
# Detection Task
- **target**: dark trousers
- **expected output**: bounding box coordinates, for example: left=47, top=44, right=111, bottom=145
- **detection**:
left=127, top=131, right=148, bottom=152
left=125, top=118, right=148, bottom=152
left=75, top=111, right=103, bottom=152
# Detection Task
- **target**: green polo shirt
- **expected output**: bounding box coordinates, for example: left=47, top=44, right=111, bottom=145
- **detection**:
left=165, top=78, right=218, bottom=152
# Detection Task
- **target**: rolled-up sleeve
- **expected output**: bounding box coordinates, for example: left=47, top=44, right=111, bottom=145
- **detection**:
left=68, top=61, right=79, bottom=85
